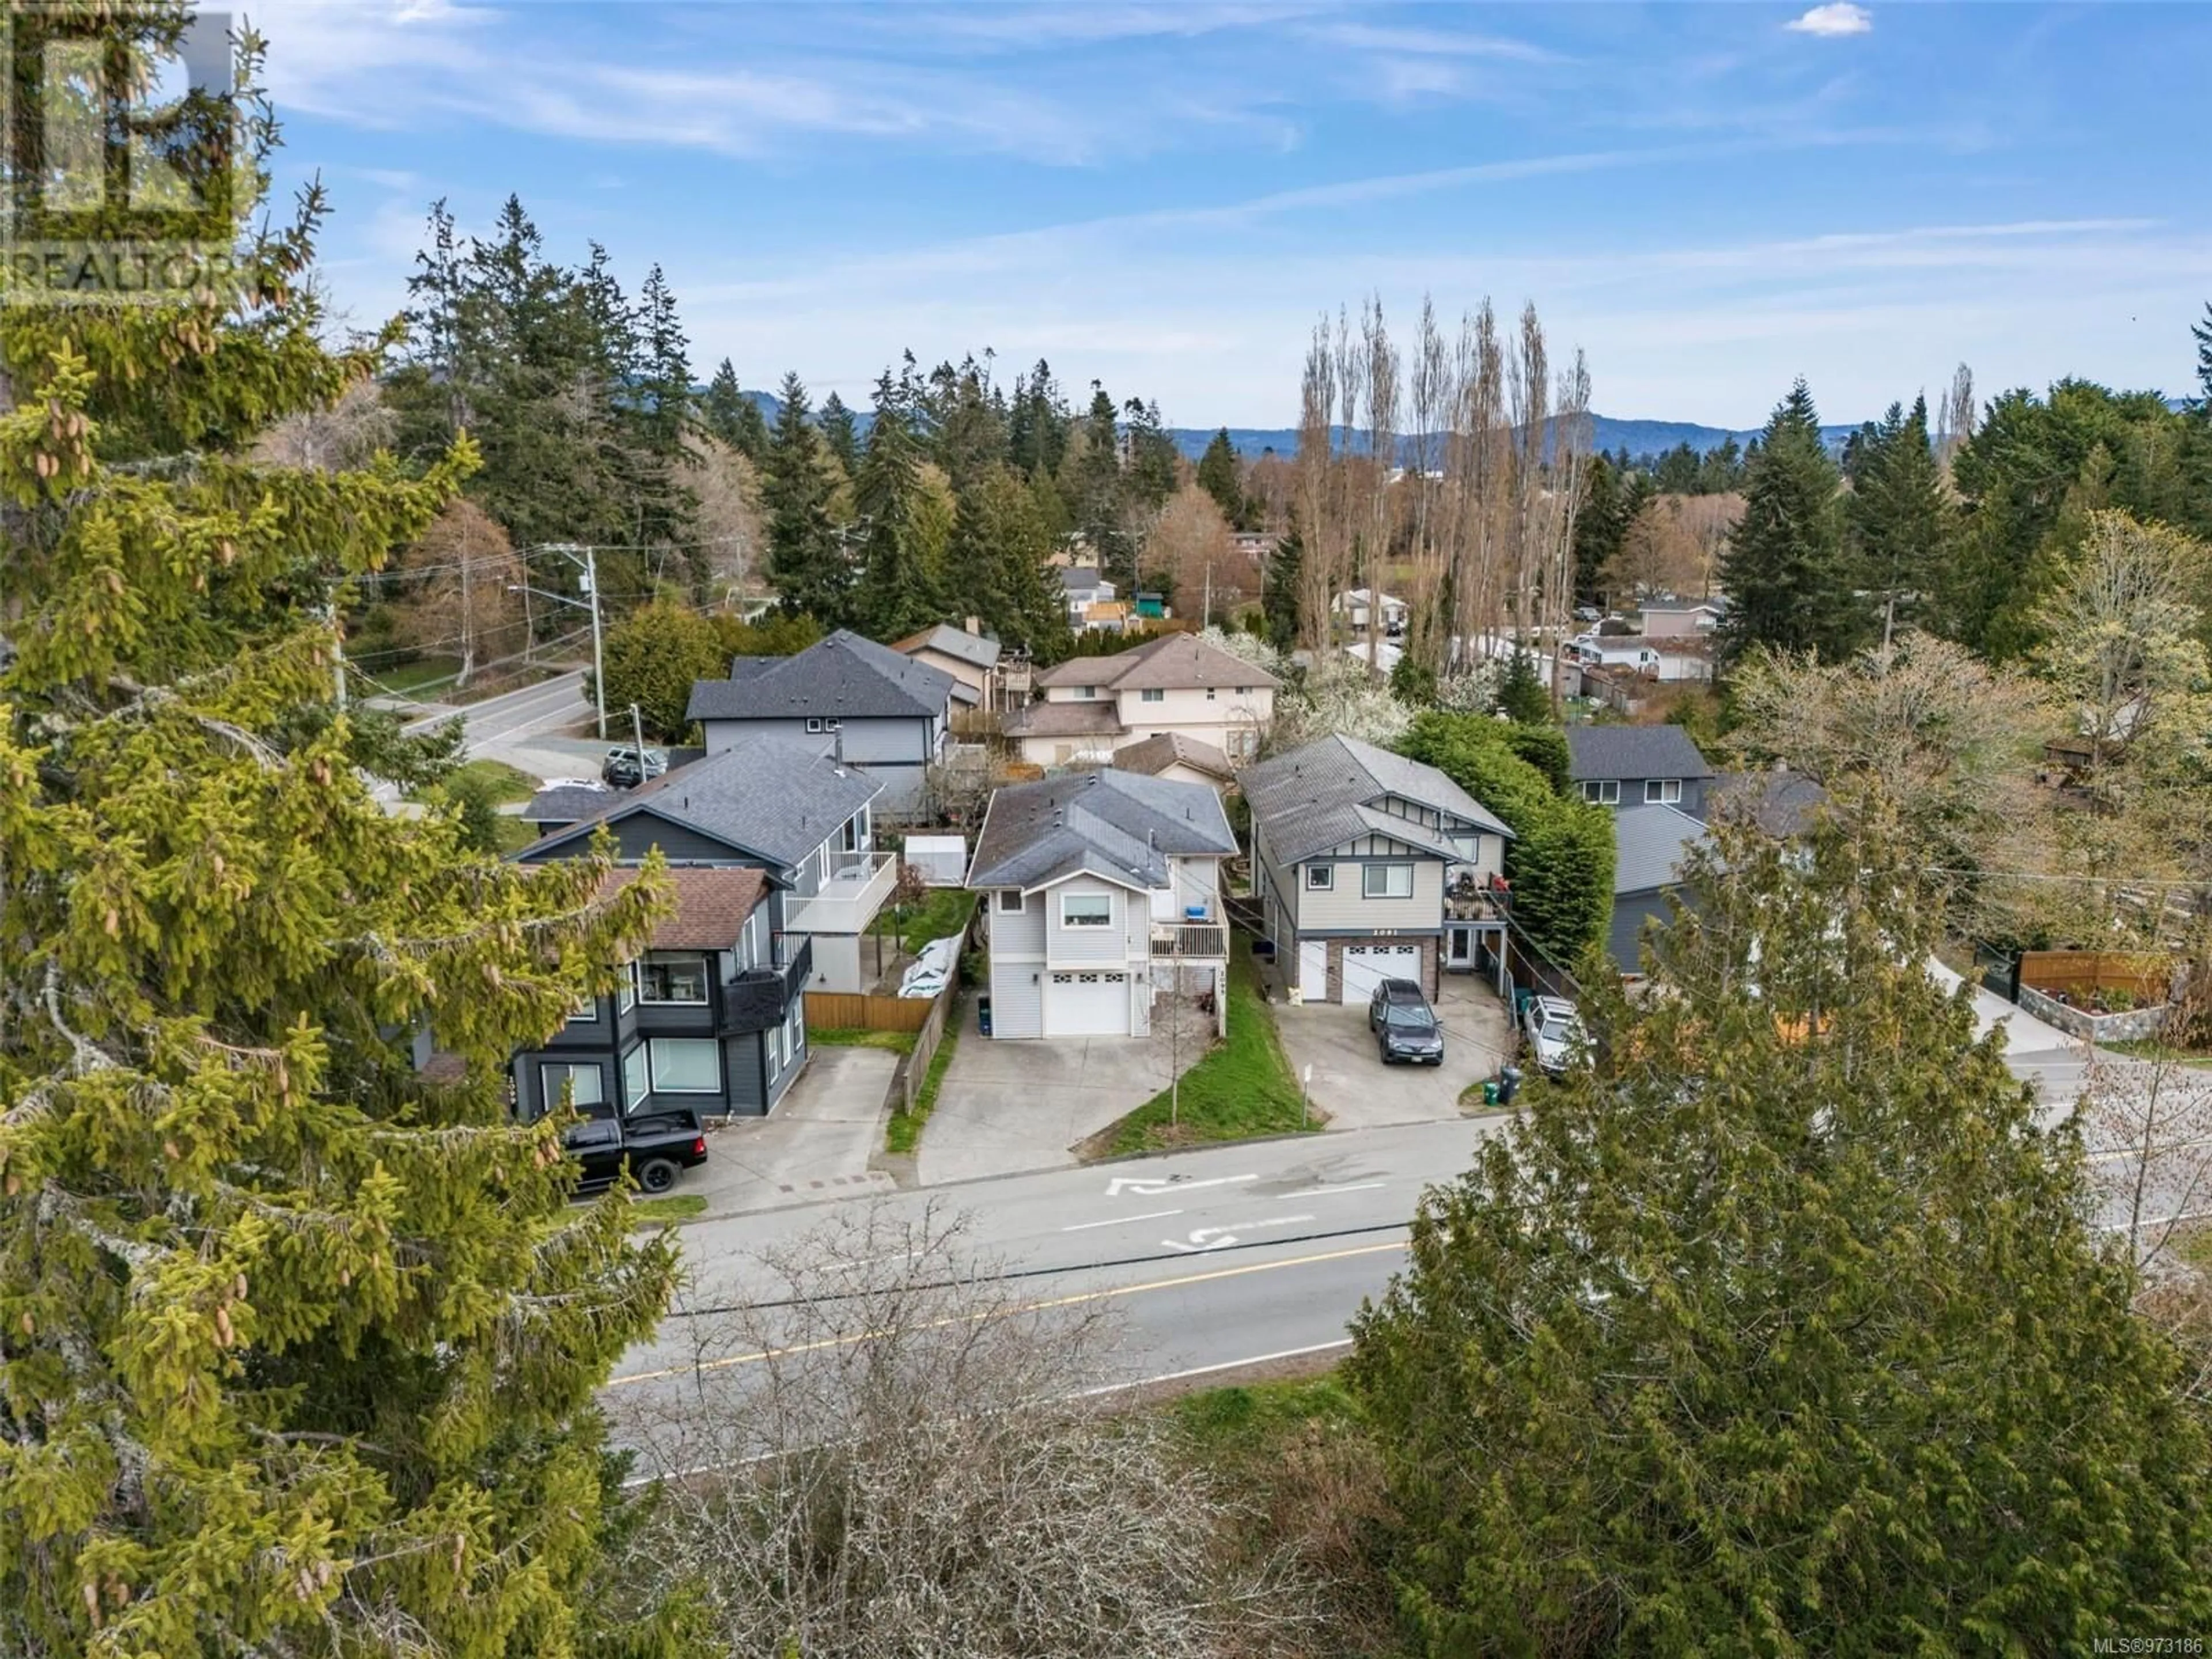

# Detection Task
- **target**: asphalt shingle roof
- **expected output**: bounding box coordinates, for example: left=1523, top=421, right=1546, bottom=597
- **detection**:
left=519, top=736, right=882, bottom=871
left=1708, top=769, right=1828, bottom=836
left=895, top=623, right=1001, bottom=673
left=1612, top=803, right=1710, bottom=894
left=968, top=769, right=1237, bottom=893
left=522, top=782, right=622, bottom=823
left=1112, top=732, right=1234, bottom=780
left=599, top=865, right=767, bottom=948
left=1032, top=630, right=1281, bottom=691
left=687, top=628, right=956, bottom=723
left=1001, top=700, right=1124, bottom=739
left=1238, top=733, right=1513, bottom=868
left=1565, top=724, right=1715, bottom=783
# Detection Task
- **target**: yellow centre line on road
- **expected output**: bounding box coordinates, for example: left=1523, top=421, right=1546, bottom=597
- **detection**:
left=604, top=1237, right=1411, bottom=1389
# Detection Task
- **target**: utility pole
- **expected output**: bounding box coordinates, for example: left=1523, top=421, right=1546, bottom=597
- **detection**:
left=538, top=543, right=608, bottom=740
left=628, top=702, right=647, bottom=760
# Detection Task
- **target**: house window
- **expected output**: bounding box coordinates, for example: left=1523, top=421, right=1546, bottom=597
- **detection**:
left=824, top=717, right=842, bottom=732
left=997, top=890, right=1025, bottom=914
left=620, top=1046, right=648, bottom=1111
left=648, top=1038, right=721, bottom=1093
left=541, top=1062, right=603, bottom=1111
left=806, top=718, right=824, bottom=733
left=1305, top=864, right=1334, bottom=891
left=840, top=811, right=867, bottom=853
left=618, top=967, right=635, bottom=1014
left=1363, top=862, right=1415, bottom=899
left=768, top=1021, right=784, bottom=1071
left=1140, top=688, right=1165, bottom=703
left=1237, top=685, right=1251, bottom=695
left=1581, top=779, right=1621, bottom=805
left=1060, top=892, right=1113, bottom=929
left=1646, top=778, right=1683, bottom=805
left=1205, top=687, right=1216, bottom=700
left=637, top=955, right=709, bottom=1005
left=567, top=993, right=598, bottom=1024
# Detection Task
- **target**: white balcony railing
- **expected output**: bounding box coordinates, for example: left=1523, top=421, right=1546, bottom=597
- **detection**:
left=1150, top=922, right=1228, bottom=960
left=785, top=850, right=896, bottom=937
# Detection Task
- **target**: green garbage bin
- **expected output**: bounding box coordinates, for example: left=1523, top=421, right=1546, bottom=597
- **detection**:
left=1481, top=1080, right=1500, bottom=1107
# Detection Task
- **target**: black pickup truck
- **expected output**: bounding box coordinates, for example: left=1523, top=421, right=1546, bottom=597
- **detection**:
left=560, top=1107, right=708, bottom=1195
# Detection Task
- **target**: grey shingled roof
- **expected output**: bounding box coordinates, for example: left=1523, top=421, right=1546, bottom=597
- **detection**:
left=968, top=769, right=1236, bottom=893
left=1001, top=700, right=1124, bottom=739
left=517, top=736, right=882, bottom=871
left=1032, top=630, right=1281, bottom=691
left=896, top=623, right=1001, bottom=673
left=1112, top=732, right=1234, bottom=780
left=1565, top=724, right=1714, bottom=783
left=522, top=782, right=621, bottom=824
left=1708, top=769, right=1828, bottom=836
left=1059, top=566, right=1104, bottom=593
left=1238, top=734, right=1513, bottom=868
left=1612, top=804, right=1709, bottom=895
left=687, top=628, right=956, bottom=723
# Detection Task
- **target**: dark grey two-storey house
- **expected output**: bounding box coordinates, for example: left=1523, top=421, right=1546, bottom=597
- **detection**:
left=1564, top=725, right=1715, bottom=814
left=512, top=865, right=810, bottom=1122
left=687, top=629, right=956, bottom=817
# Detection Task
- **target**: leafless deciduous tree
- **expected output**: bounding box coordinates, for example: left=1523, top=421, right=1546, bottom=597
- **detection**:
left=616, top=1207, right=1305, bottom=1659
left=251, top=376, right=394, bottom=472
left=1608, top=493, right=1744, bottom=601
left=384, top=497, right=527, bottom=690
left=687, top=433, right=765, bottom=602
left=1936, top=361, right=1976, bottom=482
left=2080, top=1051, right=2212, bottom=1291
left=1149, top=484, right=1243, bottom=622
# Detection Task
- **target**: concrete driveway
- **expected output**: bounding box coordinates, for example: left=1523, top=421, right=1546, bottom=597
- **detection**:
left=685, top=1045, right=898, bottom=1219
left=1274, top=976, right=1512, bottom=1130
left=916, top=1025, right=1179, bottom=1186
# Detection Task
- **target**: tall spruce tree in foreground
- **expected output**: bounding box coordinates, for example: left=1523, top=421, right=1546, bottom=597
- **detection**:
left=1349, top=815, right=2212, bottom=1654
left=0, top=16, right=688, bottom=1653
left=1718, top=380, right=1853, bottom=665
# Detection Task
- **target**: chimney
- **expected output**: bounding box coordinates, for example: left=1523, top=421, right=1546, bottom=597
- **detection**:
left=964, top=615, right=980, bottom=635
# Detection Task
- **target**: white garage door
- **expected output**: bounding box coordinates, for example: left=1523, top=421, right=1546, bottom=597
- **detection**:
left=1045, top=971, right=1129, bottom=1036
left=1340, top=945, right=1422, bottom=1005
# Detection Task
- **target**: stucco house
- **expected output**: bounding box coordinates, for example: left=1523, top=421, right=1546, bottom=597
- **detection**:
left=514, top=737, right=892, bottom=996
left=968, top=770, right=1236, bottom=1040
left=510, top=865, right=812, bottom=1122
left=1003, top=631, right=1279, bottom=769
left=687, top=628, right=953, bottom=816
left=1636, top=598, right=1726, bottom=638
left=1331, top=588, right=1410, bottom=634
left=892, top=621, right=1001, bottom=710
left=1565, top=725, right=1715, bottom=813
left=1059, top=566, right=1116, bottom=630
left=1243, top=734, right=1514, bottom=1003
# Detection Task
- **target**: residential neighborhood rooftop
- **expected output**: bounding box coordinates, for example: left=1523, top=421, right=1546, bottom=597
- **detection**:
left=1612, top=803, right=1711, bottom=895
left=1033, top=630, right=1281, bottom=692
left=1111, top=732, right=1235, bottom=781
left=1709, top=768, right=1830, bottom=837
left=1565, top=724, right=1716, bottom=782
left=1240, top=733, right=1513, bottom=868
left=968, top=768, right=1237, bottom=893
left=893, top=622, right=1001, bottom=672
left=596, top=864, right=768, bottom=948
left=1000, top=700, right=1125, bottom=738
left=687, top=627, right=956, bottom=723
left=520, top=736, right=882, bottom=871
left=521, top=781, right=620, bottom=824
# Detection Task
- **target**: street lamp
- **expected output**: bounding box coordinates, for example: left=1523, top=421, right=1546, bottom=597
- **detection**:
left=509, top=541, right=606, bottom=740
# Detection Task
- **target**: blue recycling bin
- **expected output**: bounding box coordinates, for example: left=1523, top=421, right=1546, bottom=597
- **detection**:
left=978, top=997, right=993, bottom=1037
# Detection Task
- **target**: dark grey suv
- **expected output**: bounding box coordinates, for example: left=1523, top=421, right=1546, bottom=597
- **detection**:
left=1369, top=979, right=1444, bottom=1066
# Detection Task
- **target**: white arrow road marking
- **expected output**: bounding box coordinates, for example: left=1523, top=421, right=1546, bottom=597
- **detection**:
left=1104, top=1173, right=1257, bottom=1198
left=1160, top=1214, right=1316, bottom=1253
left=1279, top=1181, right=1386, bottom=1198
left=1061, top=1209, right=1182, bottom=1232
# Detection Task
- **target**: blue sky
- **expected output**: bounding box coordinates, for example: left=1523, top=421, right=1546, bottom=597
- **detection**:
left=255, top=1, right=2212, bottom=430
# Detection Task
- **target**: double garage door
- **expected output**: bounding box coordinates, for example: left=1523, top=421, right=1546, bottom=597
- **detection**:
left=1339, top=944, right=1422, bottom=1005
left=1045, top=971, right=1130, bottom=1036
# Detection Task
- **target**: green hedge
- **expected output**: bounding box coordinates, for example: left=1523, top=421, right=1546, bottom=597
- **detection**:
left=1400, top=712, right=1615, bottom=969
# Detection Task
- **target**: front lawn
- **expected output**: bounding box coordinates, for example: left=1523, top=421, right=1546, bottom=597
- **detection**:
left=872, top=885, right=979, bottom=957
left=1093, top=936, right=1315, bottom=1157
left=810, top=1028, right=917, bottom=1055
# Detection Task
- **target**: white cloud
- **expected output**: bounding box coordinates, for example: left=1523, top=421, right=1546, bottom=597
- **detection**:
left=1786, top=4, right=1874, bottom=39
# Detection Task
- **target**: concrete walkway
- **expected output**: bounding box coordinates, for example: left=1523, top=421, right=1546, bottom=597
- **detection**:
left=916, top=1023, right=1181, bottom=1186
left=685, top=1046, right=898, bottom=1219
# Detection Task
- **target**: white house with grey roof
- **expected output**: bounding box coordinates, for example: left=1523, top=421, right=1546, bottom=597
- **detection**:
left=1242, top=734, right=1515, bottom=1002
left=967, top=770, right=1236, bottom=1040
left=687, top=628, right=955, bottom=816
left=892, top=621, right=1002, bottom=709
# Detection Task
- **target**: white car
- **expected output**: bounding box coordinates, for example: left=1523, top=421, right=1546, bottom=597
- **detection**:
left=1521, top=995, right=1585, bottom=1075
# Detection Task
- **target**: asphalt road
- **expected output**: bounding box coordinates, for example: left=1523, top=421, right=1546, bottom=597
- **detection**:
left=400, top=668, right=593, bottom=748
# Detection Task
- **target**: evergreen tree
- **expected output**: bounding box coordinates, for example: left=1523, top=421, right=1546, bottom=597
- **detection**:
left=628, top=263, right=700, bottom=560
left=1348, top=817, right=2212, bottom=1653
left=1262, top=527, right=1304, bottom=650
left=0, top=19, right=686, bottom=1652
left=1497, top=648, right=1551, bottom=725
left=596, top=599, right=729, bottom=741
left=820, top=391, right=861, bottom=474
left=1123, top=397, right=1180, bottom=510
left=921, top=353, right=1010, bottom=487
left=1069, top=384, right=1133, bottom=585
left=1572, top=451, right=1630, bottom=603
left=703, top=357, right=748, bottom=446
left=1007, top=359, right=1071, bottom=479
left=1196, top=427, right=1247, bottom=528
left=1718, top=380, right=1853, bottom=666
left=2194, top=301, right=2212, bottom=415
left=851, top=372, right=940, bottom=639
left=1848, top=396, right=1950, bottom=647
left=762, top=372, right=847, bottom=622
left=949, top=464, right=1071, bottom=662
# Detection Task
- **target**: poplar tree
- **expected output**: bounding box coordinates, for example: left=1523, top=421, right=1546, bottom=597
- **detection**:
left=1718, top=380, right=1851, bottom=666
left=0, top=11, right=688, bottom=1656
left=1349, top=817, right=2212, bottom=1653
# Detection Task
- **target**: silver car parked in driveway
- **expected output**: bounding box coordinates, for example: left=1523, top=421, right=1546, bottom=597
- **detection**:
left=1521, top=994, right=1585, bottom=1075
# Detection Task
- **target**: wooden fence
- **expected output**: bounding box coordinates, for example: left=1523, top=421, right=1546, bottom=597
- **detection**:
left=802, top=991, right=936, bottom=1032
left=2019, top=950, right=2176, bottom=1006
left=894, top=979, right=960, bottom=1116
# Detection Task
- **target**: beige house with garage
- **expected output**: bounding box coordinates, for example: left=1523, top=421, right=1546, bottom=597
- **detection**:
left=1003, top=631, right=1278, bottom=769
left=1242, top=734, right=1514, bottom=1003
